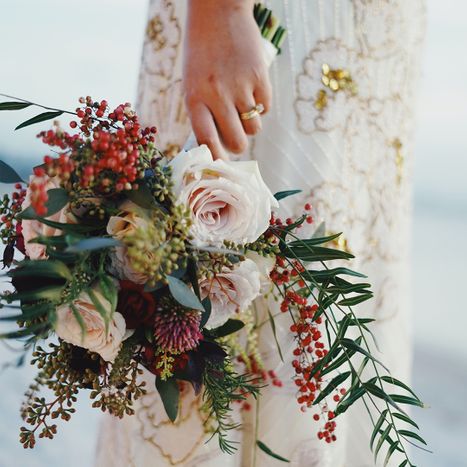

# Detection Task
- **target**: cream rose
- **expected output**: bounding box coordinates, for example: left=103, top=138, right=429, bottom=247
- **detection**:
left=21, top=175, right=75, bottom=260
left=170, top=145, right=278, bottom=246
left=55, top=288, right=126, bottom=362
left=106, top=201, right=150, bottom=284
left=200, top=258, right=261, bottom=329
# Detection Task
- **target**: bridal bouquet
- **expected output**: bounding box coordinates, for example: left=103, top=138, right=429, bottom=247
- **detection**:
left=0, top=95, right=426, bottom=466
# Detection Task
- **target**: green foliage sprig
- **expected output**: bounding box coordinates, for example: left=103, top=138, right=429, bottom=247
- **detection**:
left=203, top=357, right=261, bottom=454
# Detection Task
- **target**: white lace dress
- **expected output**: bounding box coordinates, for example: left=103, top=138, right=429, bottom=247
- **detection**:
left=95, top=1, right=426, bottom=466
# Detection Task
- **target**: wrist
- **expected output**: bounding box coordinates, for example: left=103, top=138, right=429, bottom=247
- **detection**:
left=188, top=0, right=254, bottom=16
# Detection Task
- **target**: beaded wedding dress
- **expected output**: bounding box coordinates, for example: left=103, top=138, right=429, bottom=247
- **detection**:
left=95, top=1, right=426, bottom=466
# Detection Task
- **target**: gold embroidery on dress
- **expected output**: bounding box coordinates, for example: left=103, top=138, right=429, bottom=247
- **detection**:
left=147, top=15, right=167, bottom=51
left=391, top=138, right=404, bottom=185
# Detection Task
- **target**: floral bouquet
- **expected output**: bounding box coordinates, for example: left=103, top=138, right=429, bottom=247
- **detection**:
left=0, top=94, right=427, bottom=465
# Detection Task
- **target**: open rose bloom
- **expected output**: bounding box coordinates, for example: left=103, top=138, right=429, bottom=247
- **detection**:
left=170, top=145, right=278, bottom=246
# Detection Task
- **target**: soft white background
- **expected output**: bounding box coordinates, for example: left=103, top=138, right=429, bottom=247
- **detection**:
left=0, top=1, right=466, bottom=466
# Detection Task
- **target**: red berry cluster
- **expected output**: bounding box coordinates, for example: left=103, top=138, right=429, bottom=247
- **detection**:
left=268, top=204, right=345, bottom=444
left=36, top=97, right=158, bottom=199
left=28, top=167, right=49, bottom=217
left=69, top=97, right=157, bottom=193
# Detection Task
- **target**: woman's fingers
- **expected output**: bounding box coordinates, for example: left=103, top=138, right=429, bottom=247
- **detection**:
left=188, top=102, right=228, bottom=160
left=208, top=97, right=248, bottom=155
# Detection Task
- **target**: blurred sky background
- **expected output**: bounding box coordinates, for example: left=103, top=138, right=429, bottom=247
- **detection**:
left=0, top=1, right=466, bottom=466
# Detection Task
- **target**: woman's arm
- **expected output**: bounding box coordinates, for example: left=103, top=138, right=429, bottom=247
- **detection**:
left=184, top=0, right=272, bottom=159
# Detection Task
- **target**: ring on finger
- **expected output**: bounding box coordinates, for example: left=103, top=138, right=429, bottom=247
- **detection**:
left=239, top=103, right=265, bottom=121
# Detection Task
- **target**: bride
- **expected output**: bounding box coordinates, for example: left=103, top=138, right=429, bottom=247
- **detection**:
left=96, top=1, right=426, bottom=465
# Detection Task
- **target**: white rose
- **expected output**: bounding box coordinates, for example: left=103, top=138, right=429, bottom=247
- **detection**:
left=55, top=288, right=126, bottom=362
left=170, top=145, right=278, bottom=246
left=21, top=175, right=75, bottom=260
left=246, top=251, right=275, bottom=293
left=107, top=201, right=150, bottom=284
left=200, top=258, right=261, bottom=329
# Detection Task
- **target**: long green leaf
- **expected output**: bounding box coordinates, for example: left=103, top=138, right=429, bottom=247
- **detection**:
left=392, top=412, right=419, bottom=430
left=381, top=376, right=422, bottom=401
left=284, top=245, right=354, bottom=262
left=398, top=430, right=427, bottom=446
left=287, top=233, right=342, bottom=248
left=388, top=394, right=424, bottom=408
left=335, top=386, right=365, bottom=415
left=338, top=293, right=373, bottom=306
left=256, top=440, right=290, bottom=463
left=9, top=259, right=72, bottom=281
left=268, top=309, right=284, bottom=362
left=304, top=267, right=367, bottom=281
left=384, top=441, right=400, bottom=467
left=99, top=275, right=118, bottom=314
left=7, top=286, right=63, bottom=303
left=273, top=189, right=301, bottom=201
left=70, top=302, right=87, bottom=341
left=371, top=409, right=388, bottom=450
left=340, top=339, right=389, bottom=371
left=88, top=288, right=111, bottom=334
left=374, top=424, right=392, bottom=461
left=364, top=383, right=406, bottom=414
left=15, top=110, right=63, bottom=130
left=0, top=101, right=32, bottom=111
left=313, top=371, right=351, bottom=405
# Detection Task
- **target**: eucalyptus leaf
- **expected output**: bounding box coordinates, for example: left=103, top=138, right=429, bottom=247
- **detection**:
left=126, top=183, right=159, bottom=209
left=15, top=110, right=63, bottom=130
left=0, top=159, right=24, bottom=183
left=155, top=377, right=179, bottom=422
left=199, top=298, right=211, bottom=328
left=66, top=237, right=121, bottom=253
left=167, top=275, right=204, bottom=311
left=18, top=188, right=69, bottom=219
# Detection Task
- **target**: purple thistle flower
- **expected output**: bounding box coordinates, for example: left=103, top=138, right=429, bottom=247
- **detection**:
left=154, top=309, right=203, bottom=353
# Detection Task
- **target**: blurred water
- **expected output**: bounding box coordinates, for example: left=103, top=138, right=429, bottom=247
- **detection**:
left=0, top=0, right=466, bottom=466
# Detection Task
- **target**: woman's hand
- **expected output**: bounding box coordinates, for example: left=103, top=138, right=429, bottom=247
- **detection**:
left=184, top=0, right=272, bottom=159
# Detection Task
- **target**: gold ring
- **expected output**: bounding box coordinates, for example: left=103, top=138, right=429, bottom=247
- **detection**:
left=240, top=103, right=265, bottom=121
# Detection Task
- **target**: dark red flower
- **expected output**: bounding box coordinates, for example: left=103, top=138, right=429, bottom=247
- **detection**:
left=15, top=223, right=25, bottom=254
left=116, top=280, right=156, bottom=329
